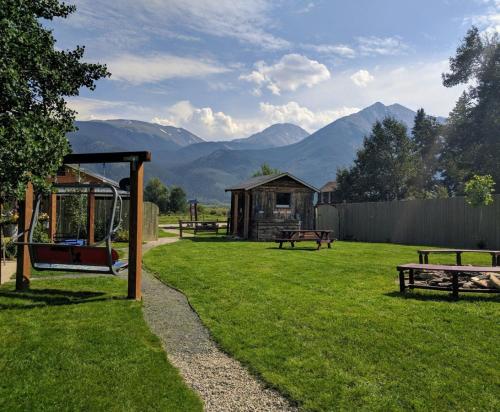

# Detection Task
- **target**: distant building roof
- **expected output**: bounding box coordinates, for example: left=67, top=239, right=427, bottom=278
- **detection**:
left=320, top=181, right=337, bottom=192
left=225, top=172, right=319, bottom=192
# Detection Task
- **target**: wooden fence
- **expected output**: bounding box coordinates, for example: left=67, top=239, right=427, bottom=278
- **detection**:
left=316, top=195, right=500, bottom=249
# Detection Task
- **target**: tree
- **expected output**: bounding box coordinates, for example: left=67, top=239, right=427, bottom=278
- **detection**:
left=169, top=186, right=187, bottom=213
left=144, top=178, right=169, bottom=213
left=464, top=174, right=495, bottom=207
left=441, top=26, right=499, bottom=192
left=411, top=108, right=444, bottom=197
left=334, top=118, right=417, bottom=202
left=252, top=163, right=280, bottom=177
left=0, top=0, right=109, bottom=200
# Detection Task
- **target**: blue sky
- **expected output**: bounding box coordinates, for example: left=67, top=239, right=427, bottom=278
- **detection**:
left=49, top=0, right=500, bottom=140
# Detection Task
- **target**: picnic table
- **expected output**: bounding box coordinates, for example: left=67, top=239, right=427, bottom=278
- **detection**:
left=275, top=230, right=333, bottom=250
left=179, top=220, right=221, bottom=238
left=397, top=263, right=500, bottom=299
left=417, top=248, right=500, bottom=266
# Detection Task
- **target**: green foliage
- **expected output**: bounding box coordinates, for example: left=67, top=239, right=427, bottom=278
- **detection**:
left=0, top=277, right=202, bottom=411
left=113, top=229, right=129, bottom=242
left=252, top=163, right=280, bottom=177
left=144, top=178, right=169, bottom=213
left=0, top=0, right=109, bottom=200
left=169, top=186, right=187, bottom=213
left=441, top=27, right=500, bottom=192
left=411, top=108, right=444, bottom=197
left=61, top=194, right=87, bottom=239
left=144, top=240, right=500, bottom=411
left=4, top=239, right=17, bottom=259
left=334, top=117, right=417, bottom=202
left=464, top=174, right=496, bottom=206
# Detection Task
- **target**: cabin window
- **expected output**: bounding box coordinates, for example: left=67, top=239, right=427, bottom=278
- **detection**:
left=276, top=192, right=291, bottom=208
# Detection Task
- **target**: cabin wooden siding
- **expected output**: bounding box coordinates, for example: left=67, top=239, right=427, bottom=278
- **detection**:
left=249, top=176, right=315, bottom=240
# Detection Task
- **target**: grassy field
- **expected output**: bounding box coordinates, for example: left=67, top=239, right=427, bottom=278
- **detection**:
left=158, top=206, right=228, bottom=225
left=144, top=239, right=500, bottom=411
left=0, top=276, right=202, bottom=411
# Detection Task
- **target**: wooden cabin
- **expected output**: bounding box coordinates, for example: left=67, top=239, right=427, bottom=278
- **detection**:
left=226, top=173, right=318, bottom=240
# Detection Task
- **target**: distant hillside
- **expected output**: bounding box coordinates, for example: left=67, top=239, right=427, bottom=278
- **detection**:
left=169, top=102, right=419, bottom=201
left=69, top=119, right=204, bottom=154
left=67, top=103, right=424, bottom=203
left=231, top=123, right=309, bottom=149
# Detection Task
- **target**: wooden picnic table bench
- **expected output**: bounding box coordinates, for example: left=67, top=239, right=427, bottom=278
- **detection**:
left=397, top=263, right=500, bottom=299
left=417, top=248, right=500, bottom=266
left=275, top=230, right=333, bottom=250
left=179, top=220, right=221, bottom=238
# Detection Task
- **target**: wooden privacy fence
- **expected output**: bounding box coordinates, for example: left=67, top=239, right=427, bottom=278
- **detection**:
left=316, top=195, right=500, bottom=249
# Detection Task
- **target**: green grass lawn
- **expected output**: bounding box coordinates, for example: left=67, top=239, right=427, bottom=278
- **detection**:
left=0, top=276, right=202, bottom=411
left=158, top=229, right=179, bottom=238
left=144, top=239, right=500, bottom=411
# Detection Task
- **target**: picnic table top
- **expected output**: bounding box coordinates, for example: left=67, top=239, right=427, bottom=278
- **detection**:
left=417, top=248, right=500, bottom=254
left=397, top=263, right=500, bottom=272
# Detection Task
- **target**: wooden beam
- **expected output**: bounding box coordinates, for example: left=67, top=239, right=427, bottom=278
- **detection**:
left=16, top=183, right=33, bottom=290
left=243, top=191, right=250, bottom=239
left=87, top=188, right=95, bottom=244
left=232, top=192, right=239, bottom=236
left=128, top=160, right=144, bottom=300
left=49, top=192, right=57, bottom=241
left=63, top=151, right=151, bottom=165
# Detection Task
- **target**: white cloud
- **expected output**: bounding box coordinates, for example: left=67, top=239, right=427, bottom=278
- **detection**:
left=466, top=0, right=500, bottom=35
left=293, top=60, right=466, bottom=117
left=67, top=0, right=288, bottom=50
left=303, top=43, right=356, bottom=58
left=350, top=69, right=375, bottom=87
left=107, top=54, right=229, bottom=84
left=259, top=102, right=360, bottom=132
left=357, top=36, right=409, bottom=56
left=152, top=101, right=259, bottom=139
left=240, top=54, right=331, bottom=95
left=67, top=97, right=153, bottom=120
left=152, top=100, right=359, bottom=139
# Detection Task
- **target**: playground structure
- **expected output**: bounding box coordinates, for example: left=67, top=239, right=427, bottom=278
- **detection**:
left=16, top=151, right=151, bottom=300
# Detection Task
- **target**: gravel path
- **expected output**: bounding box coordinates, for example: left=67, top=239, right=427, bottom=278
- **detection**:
left=142, top=238, right=297, bottom=412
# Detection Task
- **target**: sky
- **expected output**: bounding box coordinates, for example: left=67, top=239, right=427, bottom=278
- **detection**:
left=48, top=0, right=500, bottom=140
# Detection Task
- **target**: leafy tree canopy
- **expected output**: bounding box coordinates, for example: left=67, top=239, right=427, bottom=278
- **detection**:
left=169, top=186, right=187, bottom=213
left=334, top=117, right=417, bottom=202
left=252, top=163, right=281, bottom=177
left=0, top=0, right=109, bottom=200
left=144, top=178, right=169, bottom=213
left=464, top=174, right=495, bottom=207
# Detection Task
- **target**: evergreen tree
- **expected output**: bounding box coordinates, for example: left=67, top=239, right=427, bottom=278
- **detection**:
left=144, top=178, right=169, bottom=213
left=0, top=0, right=109, bottom=200
left=334, top=118, right=417, bottom=202
left=411, top=108, right=444, bottom=196
left=441, top=26, right=499, bottom=192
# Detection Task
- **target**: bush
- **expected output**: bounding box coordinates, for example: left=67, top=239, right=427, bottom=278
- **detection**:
left=464, top=175, right=495, bottom=206
left=5, top=240, right=17, bottom=259
left=113, top=229, right=129, bottom=242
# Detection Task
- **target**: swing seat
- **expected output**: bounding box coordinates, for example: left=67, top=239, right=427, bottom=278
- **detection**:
left=31, top=244, right=128, bottom=274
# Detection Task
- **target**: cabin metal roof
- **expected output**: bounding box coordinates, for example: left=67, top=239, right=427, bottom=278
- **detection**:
left=225, top=172, right=319, bottom=192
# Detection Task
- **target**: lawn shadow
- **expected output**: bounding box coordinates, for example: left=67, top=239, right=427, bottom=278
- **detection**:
left=0, top=288, right=125, bottom=310
left=384, top=290, right=500, bottom=303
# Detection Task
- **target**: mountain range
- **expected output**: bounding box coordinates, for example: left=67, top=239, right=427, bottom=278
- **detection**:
left=68, top=102, right=422, bottom=202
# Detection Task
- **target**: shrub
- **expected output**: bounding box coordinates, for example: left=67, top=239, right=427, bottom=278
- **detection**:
left=464, top=175, right=495, bottom=207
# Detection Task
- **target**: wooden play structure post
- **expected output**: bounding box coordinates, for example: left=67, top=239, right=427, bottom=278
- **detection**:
left=16, top=182, right=33, bottom=290
left=16, top=151, right=150, bottom=300
left=49, top=192, right=57, bottom=241
left=128, top=158, right=144, bottom=300
left=87, top=188, right=95, bottom=244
